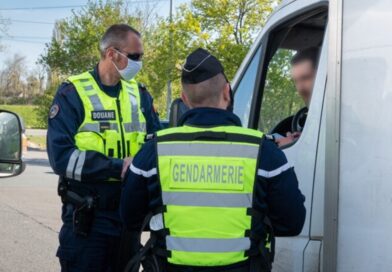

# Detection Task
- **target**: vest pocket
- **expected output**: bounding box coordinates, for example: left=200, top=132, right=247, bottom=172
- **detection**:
left=103, top=129, right=120, bottom=158
left=127, top=132, right=145, bottom=157
left=75, top=131, right=105, bottom=154
left=129, top=133, right=139, bottom=157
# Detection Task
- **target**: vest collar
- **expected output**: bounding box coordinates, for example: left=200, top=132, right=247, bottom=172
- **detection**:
left=179, top=107, right=242, bottom=127
left=91, top=65, right=121, bottom=98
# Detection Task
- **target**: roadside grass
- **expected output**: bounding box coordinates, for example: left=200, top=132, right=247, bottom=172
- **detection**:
left=0, top=105, right=42, bottom=128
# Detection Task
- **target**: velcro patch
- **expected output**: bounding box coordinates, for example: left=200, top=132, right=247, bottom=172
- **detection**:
left=99, top=122, right=111, bottom=132
left=91, top=110, right=116, bottom=121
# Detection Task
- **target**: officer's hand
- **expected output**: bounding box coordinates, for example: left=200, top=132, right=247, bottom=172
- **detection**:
left=275, top=132, right=301, bottom=148
left=121, top=157, right=133, bottom=179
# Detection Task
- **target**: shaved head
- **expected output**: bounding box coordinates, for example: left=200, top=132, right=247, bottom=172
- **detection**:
left=99, top=24, right=141, bottom=58
left=182, top=73, right=228, bottom=108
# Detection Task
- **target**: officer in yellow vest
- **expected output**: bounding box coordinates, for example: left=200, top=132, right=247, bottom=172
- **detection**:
left=120, top=48, right=306, bottom=271
left=47, top=24, right=161, bottom=271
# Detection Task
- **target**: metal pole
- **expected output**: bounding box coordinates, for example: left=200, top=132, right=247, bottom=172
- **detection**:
left=166, top=0, right=173, bottom=118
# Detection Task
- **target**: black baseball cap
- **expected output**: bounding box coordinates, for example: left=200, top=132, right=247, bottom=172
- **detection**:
left=181, top=48, right=225, bottom=84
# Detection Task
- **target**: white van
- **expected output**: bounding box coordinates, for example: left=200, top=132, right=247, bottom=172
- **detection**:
left=231, top=0, right=392, bottom=271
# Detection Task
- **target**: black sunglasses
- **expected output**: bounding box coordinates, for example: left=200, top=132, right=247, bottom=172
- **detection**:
left=114, top=48, right=143, bottom=61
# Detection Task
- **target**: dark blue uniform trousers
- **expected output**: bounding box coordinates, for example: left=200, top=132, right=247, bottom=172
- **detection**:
left=56, top=225, right=120, bottom=272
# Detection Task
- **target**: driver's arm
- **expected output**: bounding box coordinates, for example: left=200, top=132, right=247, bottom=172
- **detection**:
left=274, top=107, right=308, bottom=148
left=275, top=131, right=301, bottom=148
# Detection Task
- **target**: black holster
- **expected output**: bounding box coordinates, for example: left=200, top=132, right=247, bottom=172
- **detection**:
left=58, top=177, right=96, bottom=236
left=72, top=196, right=95, bottom=236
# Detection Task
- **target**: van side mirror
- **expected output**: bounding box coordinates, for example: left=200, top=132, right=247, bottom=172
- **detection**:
left=0, top=110, right=25, bottom=178
left=169, top=98, right=189, bottom=127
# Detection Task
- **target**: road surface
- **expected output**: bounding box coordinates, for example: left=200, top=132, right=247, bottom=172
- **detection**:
left=0, top=150, right=60, bottom=272
left=0, top=150, right=149, bottom=271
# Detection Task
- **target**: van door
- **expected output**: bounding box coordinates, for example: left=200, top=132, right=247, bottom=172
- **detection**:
left=233, top=2, right=328, bottom=271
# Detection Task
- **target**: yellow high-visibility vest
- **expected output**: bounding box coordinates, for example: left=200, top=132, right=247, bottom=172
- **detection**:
left=155, top=125, right=270, bottom=266
left=68, top=71, right=146, bottom=162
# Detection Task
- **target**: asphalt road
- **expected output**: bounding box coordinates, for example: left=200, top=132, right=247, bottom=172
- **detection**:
left=0, top=151, right=60, bottom=272
left=0, top=150, right=149, bottom=272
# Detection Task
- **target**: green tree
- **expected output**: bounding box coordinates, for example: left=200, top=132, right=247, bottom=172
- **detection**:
left=39, top=0, right=145, bottom=76
left=34, top=71, right=62, bottom=128
left=38, top=0, right=277, bottom=123
left=143, top=0, right=275, bottom=115
left=37, top=0, right=148, bottom=127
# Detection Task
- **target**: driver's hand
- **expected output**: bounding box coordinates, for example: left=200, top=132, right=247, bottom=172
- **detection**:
left=275, top=132, right=301, bottom=148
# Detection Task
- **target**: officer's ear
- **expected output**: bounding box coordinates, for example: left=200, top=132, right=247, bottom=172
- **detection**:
left=181, top=91, right=192, bottom=109
left=222, top=82, right=231, bottom=105
left=105, top=47, right=116, bottom=61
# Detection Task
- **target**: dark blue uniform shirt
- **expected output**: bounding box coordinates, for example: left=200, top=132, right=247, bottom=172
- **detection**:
left=120, top=107, right=306, bottom=240
left=47, top=66, right=162, bottom=236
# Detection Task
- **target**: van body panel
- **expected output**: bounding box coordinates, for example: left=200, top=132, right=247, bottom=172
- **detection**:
left=337, top=0, right=392, bottom=271
left=233, top=0, right=392, bottom=270
left=304, top=240, right=322, bottom=272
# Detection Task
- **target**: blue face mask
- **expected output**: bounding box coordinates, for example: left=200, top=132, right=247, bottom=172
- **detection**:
left=113, top=51, right=142, bottom=81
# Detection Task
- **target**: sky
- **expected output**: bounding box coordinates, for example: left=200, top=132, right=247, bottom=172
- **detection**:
left=0, top=0, right=189, bottom=71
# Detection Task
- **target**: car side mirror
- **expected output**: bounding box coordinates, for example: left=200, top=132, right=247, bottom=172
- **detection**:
left=169, top=98, right=189, bottom=127
left=0, top=110, right=25, bottom=178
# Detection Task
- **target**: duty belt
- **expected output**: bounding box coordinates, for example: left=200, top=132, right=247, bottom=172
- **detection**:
left=58, top=178, right=121, bottom=211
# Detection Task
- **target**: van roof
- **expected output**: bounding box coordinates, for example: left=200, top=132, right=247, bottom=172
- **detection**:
left=277, top=0, right=297, bottom=10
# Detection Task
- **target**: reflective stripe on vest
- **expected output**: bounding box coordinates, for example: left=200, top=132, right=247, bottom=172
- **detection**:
left=79, top=123, right=119, bottom=132
left=68, top=72, right=147, bottom=163
left=162, top=191, right=252, bottom=207
left=156, top=125, right=263, bottom=267
left=166, top=237, right=251, bottom=253
left=88, top=94, right=104, bottom=110
left=158, top=142, right=259, bottom=158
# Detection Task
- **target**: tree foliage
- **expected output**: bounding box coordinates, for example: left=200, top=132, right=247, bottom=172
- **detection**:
left=39, top=0, right=277, bottom=121
left=141, top=0, right=275, bottom=113
left=33, top=72, right=62, bottom=128
left=39, top=0, right=146, bottom=76
left=37, top=0, right=149, bottom=127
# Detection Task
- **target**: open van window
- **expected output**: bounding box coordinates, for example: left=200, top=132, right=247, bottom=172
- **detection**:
left=256, top=9, right=327, bottom=148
